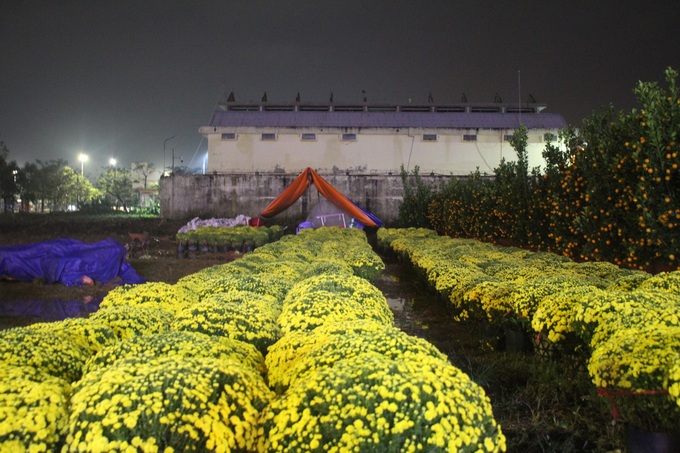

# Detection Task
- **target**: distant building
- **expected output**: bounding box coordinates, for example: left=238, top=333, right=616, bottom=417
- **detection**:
left=199, top=93, right=567, bottom=175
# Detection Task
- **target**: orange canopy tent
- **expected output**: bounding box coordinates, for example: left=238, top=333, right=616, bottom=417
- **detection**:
left=259, top=168, right=383, bottom=228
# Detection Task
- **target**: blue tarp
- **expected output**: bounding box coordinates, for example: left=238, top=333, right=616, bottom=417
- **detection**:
left=0, top=238, right=145, bottom=286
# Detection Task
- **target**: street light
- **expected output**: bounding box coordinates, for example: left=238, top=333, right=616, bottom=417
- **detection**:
left=109, top=158, right=118, bottom=210
left=76, top=153, right=88, bottom=209
left=163, top=135, right=176, bottom=176
left=78, top=153, right=88, bottom=176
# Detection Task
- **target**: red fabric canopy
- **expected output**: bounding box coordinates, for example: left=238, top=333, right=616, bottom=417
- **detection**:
left=260, top=168, right=379, bottom=228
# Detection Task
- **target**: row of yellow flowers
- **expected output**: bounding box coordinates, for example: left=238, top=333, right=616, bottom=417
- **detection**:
left=256, top=228, right=505, bottom=452
left=377, top=227, right=680, bottom=433
left=1, top=226, right=506, bottom=452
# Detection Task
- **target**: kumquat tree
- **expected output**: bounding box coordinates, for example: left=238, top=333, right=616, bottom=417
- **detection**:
left=422, top=67, right=680, bottom=272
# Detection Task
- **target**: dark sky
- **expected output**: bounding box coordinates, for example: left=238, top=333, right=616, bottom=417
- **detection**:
left=2, top=1, right=679, bottom=173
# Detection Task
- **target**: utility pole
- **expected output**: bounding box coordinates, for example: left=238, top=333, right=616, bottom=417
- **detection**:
left=163, top=135, right=176, bottom=176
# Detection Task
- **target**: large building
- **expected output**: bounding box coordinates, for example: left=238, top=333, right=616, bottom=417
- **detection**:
left=199, top=93, right=567, bottom=176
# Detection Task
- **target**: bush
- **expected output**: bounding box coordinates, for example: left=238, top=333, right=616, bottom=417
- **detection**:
left=420, top=67, right=680, bottom=272
left=399, top=165, right=434, bottom=228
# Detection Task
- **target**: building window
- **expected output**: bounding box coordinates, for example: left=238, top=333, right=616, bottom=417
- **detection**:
left=221, top=132, right=237, bottom=140
left=301, top=133, right=317, bottom=141
left=463, top=134, right=478, bottom=142
left=544, top=133, right=557, bottom=142
left=422, top=134, right=438, bottom=142
left=341, top=133, right=357, bottom=141
left=261, top=133, right=277, bottom=141
left=504, top=134, right=514, bottom=142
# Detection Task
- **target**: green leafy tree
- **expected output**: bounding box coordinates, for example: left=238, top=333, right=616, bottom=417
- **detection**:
left=426, top=67, right=680, bottom=271
left=31, top=159, right=96, bottom=212
left=493, top=124, right=533, bottom=244
left=620, top=67, right=680, bottom=268
left=427, top=125, right=535, bottom=244
left=549, top=68, right=680, bottom=269
left=399, top=165, right=434, bottom=228
left=97, top=166, right=134, bottom=211
left=53, top=166, right=78, bottom=211
left=132, top=162, right=156, bottom=189
left=531, top=127, right=582, bottom=252
left=71, top=168, right=99, bottom=210
left=34, top=159, right=67, bottom=212
left=427, top=169, right=494, bottom=238
left=16, top=162, right=39, bottom=211
left=0, top=142, right=19, bottom=213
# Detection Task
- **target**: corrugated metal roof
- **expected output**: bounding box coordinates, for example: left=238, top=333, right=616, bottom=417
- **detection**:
left=208, top=110, right=567, bottom=130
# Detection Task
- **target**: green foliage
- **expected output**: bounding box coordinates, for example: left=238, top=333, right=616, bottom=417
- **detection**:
left=427, top=169, right=494, bottom=238
left=131, top=162, right=157, bottom=189
left=426, top=126, right=538, bottom=246
left=0, top=142, right=20, bottom=213
left=398, top=165, right=434, bottom=228
left=4, top=158, right=100, bottom=212
left=426, top=67, right=680, bottom=271
left=16, top=161, right=39, bottom=210
left=0, top=149, right=127, bottom=213
left=487, top=124, right=538, bottom=245
left=97, top=166, right=135, bottom=212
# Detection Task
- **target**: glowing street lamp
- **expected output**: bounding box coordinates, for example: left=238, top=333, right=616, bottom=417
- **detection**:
left=76, top=153, right=88, bottom=208
left=78, top=153, right=88, bottom=176
left=108, top=158, right=118, bottom=210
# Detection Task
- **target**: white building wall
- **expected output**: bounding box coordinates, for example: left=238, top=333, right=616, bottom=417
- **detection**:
left=201, top=127, right=555, bottom=175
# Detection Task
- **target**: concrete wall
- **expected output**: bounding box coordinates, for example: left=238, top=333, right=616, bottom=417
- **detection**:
left=159, top=172, right=443, bottom=225
left=201, top=127, right=555, bottom=176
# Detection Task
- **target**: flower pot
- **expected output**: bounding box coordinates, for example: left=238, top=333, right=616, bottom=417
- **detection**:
left=532, top=333, right=556, bottom=359
left=187, top=242, right=198, bottom=258
left=625, top=427, right=680, bottom=453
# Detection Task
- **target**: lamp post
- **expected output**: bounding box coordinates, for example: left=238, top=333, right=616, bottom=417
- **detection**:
left=163, top=135, right=176, bottom=176
left=77, top=153, right=88, bottom=208
left=109, top=158, right=118, bottom=210
left=78, top=153, right=88, bottom=176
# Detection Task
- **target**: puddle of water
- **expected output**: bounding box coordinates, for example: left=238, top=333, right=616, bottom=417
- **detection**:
left=374, top=260, right=453, bottom=336
left=0, top=298, right=102, bottom=320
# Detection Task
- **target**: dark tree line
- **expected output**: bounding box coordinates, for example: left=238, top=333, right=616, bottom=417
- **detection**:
left=0, top=142, right=141, bottom=213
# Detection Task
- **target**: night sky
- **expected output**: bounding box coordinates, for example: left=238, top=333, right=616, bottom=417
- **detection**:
left=2, top=1, right=679, bottom=173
